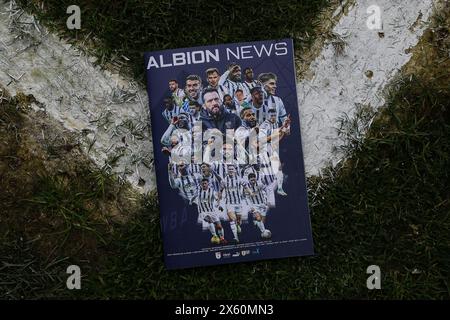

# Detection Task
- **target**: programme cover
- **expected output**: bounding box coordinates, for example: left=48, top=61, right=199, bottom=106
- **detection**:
left=145, top=39, right=314, bottom=269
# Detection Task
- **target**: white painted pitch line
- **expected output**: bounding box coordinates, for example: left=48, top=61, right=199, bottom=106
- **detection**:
left=298, top=0, right=435, bottom=176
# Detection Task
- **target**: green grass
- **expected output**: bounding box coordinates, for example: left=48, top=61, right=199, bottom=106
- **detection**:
left=0, top=87, right=138, bottom=299
left=2, top=0, right=449, bottom=299
left=5, top=71, right=446, bottom=299
left=17, top=0, right=331, bottom=79
left=80, top=73, right=449, bottom=299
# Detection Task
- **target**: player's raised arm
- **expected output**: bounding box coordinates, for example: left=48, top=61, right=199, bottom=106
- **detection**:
left=218, top=68, right=230, bottom=86
left=267, top=127, right=285, bottom=144
left=160, top=122, right=177, bottom=146
left=281, top=114, right=291, bottom=136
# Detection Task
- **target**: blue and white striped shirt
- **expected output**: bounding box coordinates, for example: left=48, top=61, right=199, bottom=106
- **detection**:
left=162, top=105, right=182, bottom=124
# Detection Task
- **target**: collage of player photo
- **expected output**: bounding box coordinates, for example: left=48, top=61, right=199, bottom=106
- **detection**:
left=159, top=63, right=292, bottom=246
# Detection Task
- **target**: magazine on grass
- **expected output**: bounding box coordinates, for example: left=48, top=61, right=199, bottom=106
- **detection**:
left=145, top=39, right=314, bottom=269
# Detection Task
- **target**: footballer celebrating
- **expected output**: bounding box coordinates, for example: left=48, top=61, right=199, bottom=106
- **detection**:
left=168, top=162, right=198, bottom=204
left=161, top=96, right=182, bottom=125
left=219, top=164, right=250, bottom=243
left=242, top=67, right=258, bottom=94
left=259, top=108, right=291, bottom=196
left=197, top=178, right=227, bottom=245
left=246, top=173, right=271, bottom=239
left=220, top=63, right=246, bottom=99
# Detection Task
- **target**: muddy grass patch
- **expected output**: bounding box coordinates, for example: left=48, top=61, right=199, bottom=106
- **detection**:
left=0, top=85, right=142, bottom=298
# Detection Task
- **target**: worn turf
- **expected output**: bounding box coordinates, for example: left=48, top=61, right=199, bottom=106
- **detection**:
left=0, top=86, right=141, bottom=299
left=1, top=1, right=449, bottom=299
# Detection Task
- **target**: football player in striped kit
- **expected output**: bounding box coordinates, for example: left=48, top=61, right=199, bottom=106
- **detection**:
left=242, top=67, right=258, bottom=95
left=223, top=94, right=239, bottom=116
left=168, top=162, right=198, bottom=204
left=258, top=73, right=288, bottom=126
left=189, top=155, right=202, bottom=180
left=212, top=143, right=236, bottom=180
left=187, top=100, right=202, bottom=125
left=220, top=63, right=246, bottom=100
left=257, top=151, right=278, bottom=207
left=205, top=68, right=228, bottom=101
left=219, top=164, right=251, bottom=243
left=259, top=108, right=279, bottom=136
left=161, top=96, right=182, bottom=125
left=249, top=86, right=269, bottom=125
left=168, top=79, right=185, bottom=106
left=163, top=135, right=185, bottom=177
left=160, top=112, right=191, bottom=148
left=259, top=108, right=291, bottom=196
left=197, top=178, right=227, bottom=245
left=232, top=106, right=279, bottom=206
left=240, top=164, right=259, bottom=183
left=234, top=89, right=246, bottom=108
left=235, top=106, right=259, bottom=165
left=197, top=163, right=223, bottom=192
left=246, top=172, right=271, bottom=239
